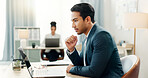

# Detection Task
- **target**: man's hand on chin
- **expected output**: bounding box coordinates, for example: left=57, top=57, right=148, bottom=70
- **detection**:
left=66, top=64, right=74, bottom=73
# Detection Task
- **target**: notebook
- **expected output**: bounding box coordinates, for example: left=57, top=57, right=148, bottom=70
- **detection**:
left=18, top=47, right=65, bottom=78
left=45, top=38, right=59, bottom=47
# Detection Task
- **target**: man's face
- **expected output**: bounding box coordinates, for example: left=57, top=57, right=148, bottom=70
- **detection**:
left=71, top=11, right=87, bottom=35
left=51, top=26, right=56, bottom=35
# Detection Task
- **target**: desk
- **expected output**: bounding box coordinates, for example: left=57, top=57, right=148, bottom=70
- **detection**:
left=23, top=46, right=66, bottom=50
left=23, top=46, right=66, bottom=61
left=3, top=63, right=88, bottom=78
left=117, top=46, right=133, bottom=56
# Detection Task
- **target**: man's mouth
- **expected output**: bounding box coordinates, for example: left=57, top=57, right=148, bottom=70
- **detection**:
left=75, top=28, right=78, bottom=32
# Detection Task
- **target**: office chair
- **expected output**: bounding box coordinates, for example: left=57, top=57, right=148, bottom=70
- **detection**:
left=121, top=55, right=140, bottom=78
left=41, top=49, right=64, bottom=61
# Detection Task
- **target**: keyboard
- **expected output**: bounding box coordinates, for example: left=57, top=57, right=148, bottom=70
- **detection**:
left=34, top=69, right=51, bottom=75
left=33, top=68, right=65, bottom=76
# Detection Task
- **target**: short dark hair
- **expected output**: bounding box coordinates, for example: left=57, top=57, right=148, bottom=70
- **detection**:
left=71, top=3, right=95, bottom=23
left=50, top=21, right=56, bottom=28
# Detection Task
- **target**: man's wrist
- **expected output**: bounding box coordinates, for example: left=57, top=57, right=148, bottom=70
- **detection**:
left=67, top=48, right=75, bottom=55
left=69, top=48, right=75, bottom=52
left=69, top=66, right=74, bottom=73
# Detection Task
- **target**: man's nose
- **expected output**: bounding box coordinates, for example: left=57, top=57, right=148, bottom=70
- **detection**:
left=72, top=23, right=76, bottom=28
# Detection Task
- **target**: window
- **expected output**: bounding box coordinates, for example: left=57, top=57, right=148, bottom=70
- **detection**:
left=35, top=0, right=80, bottom=46
left=115, top=0, right=137, bottom=29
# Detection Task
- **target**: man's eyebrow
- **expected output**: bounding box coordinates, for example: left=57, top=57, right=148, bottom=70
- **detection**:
left=71, top=18, right=78, bottom=21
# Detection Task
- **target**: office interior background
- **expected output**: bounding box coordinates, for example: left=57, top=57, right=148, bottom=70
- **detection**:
left=0, top=0, right=148, bottom=78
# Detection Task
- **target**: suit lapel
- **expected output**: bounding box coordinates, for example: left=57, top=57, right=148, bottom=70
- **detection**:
left=86, top=24, right=97, bottom=48
left=87, top=24, right=97, bottom=41
left=85, top=24, right=97, bottom=65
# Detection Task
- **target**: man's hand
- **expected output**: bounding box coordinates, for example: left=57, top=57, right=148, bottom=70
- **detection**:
left=66, top=64, right=74, bottom=73
left=65, top=35, right=78, bottom=52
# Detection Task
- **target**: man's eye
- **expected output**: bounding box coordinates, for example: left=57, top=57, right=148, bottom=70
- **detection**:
left=74, top=20, right=78, bottom=22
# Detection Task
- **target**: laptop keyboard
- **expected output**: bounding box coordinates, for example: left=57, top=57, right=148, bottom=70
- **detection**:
left=34, top=69, right=50, bottom=75
left=33, top=68, right=65, bottom=76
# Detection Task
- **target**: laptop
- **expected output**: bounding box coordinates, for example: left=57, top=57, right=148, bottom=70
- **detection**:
left=45, top=38, right=60, bottom=47
left=18, top=47, right=65, bottom=78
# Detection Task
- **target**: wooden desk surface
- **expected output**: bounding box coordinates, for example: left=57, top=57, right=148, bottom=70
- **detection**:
left=23, top=46, right=66, bottom=50
left=3, top=63, right=88, bottom=78
left=117, top=46, right=132, bottom=50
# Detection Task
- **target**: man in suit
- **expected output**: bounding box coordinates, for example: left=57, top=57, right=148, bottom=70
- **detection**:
left=65, top=3, right=124, bottom=78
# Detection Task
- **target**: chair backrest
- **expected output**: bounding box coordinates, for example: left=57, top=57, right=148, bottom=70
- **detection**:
left=121, top=55, right=140, bottom=78
left=40, top=49, right=64, bottom=61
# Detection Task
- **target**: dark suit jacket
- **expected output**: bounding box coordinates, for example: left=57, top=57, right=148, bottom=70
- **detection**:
left=67, top=24, right=124, bottom=78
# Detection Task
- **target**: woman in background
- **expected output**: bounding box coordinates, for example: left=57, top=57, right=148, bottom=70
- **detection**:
left=41, top=21, right=62, bottom=61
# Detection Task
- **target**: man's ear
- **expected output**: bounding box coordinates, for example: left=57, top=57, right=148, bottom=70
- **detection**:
left=85, top=16, right=91, bottom=24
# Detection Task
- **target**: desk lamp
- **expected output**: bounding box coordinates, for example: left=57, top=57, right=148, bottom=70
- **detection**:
left=18, top=29, right=29, bottom=48
left=124, top=13, right=148, bottom=55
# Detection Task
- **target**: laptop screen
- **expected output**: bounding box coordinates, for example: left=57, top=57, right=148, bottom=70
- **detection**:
left=18, top=47, right=31, bottom=68
left=18, top=47, right=33, bottom=77
left=45, top=38, right=59, bottom=47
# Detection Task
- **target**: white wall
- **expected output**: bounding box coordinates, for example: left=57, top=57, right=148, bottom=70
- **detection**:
left=136, top=0, right=148, bottom=78
left=104, top=0, right=148, bottom=78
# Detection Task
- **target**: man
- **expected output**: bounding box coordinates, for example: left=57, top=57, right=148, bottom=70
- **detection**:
left=65, top=3, right=124, bottom=78
left=41, top=21, right=62, bottom=61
